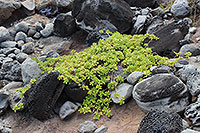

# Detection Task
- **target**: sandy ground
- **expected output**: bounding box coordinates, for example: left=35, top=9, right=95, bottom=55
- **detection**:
left=2, top=99, right=145, bottom=133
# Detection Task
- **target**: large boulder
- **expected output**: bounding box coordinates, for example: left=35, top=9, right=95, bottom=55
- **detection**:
left=0, top=27, right=10, bottom=43
left=72, top=0, right=134, bottom=33
left=171, top=0, right=190, bottom=18
left=124, top=0, right=156, bottom=8
left=138, top=111, right=183, bottom=133
left=148, top=20, right=189, bottom=57
left=54, top=14, right=77, bottom=37
left=24, top=71, right=65, bottom=120
left=0, top=0, right=21, bottom=24
left=132, top=73, right=190, bottom=113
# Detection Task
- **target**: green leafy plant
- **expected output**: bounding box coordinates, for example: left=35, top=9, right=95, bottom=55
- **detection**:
left=33, top=32, right=179, bottom=119
left=13, top=31, right=181, bottom=119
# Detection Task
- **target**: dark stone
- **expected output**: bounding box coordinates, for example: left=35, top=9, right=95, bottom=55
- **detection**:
left=148, top=20, right=189, bottom=57
left=133, top=73, right=190, bottom=113
left=124, top=0, right=156, bottom=8
left=54, top=14, right=77, bottom=37
left=24, top=71, right=65, bottom=120
left=0, top=94, right=9, bottom=116
left=63, top=82, right=87, bottom=103
left=72, top=0, right=134, bottom=33
left=137, top=111, right=183, bottom=133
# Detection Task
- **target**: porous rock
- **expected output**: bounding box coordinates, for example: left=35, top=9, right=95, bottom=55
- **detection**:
left=24, top=71, right=65, bottom=120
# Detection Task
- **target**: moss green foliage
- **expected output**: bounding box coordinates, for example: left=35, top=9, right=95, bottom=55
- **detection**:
left=12, top=78, right=36, bottom=112
left=30, top=31, right=178, bottom=119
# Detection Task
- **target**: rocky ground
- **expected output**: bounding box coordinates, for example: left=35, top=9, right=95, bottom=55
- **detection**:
left=1, top=0, right=200, bottom=133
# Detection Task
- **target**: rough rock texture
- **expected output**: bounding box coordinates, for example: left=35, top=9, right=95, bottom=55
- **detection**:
left=186, top=67, right=200, bottom=96
left=151, top=65, right=173, bottom=75
left=137, top=111, right=183, bottom=133
left=59, top=101, right=78, bottom=120
left=124, top=0, right=156, bottom=8
left=179, top=44, right=200, bottom=57
left=171, top=0, right=190, bottom=18
left=21, top=58, right=42, bottom=84
left=0, top=0, right=21, bottom=24
left=24, top=71, right=65, bottom=120
left=0, top=94, right=9, bottom=116
left=0, top=123, right=12, bottom=133
left=72, top=0, right=134, bottom=33
left=0, top=27, right=10, bottom=43
left=40, top=23, right=54, bottom=37
left=94, top=125, right=108, bottom=133
left=54, top=14, right=76, bottom=37
left=78, top=121, right=97, bottom=133
left=185, top=100, right=200, bottom=126
left=127, top=71, right=144, bottom=85
left=181, top=128, right=199, bottom=133
left=111, top=83, right=133, bottom=104
left=148, top=20, right=189, bottom=57
left=132, top=74, right=190, bottom=113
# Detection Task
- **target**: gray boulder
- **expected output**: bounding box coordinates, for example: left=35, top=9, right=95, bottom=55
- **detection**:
left=185, top=100, right=200, bottom=126
left=137, top=111, right=183, bottom=133
left=127, top=71, right=144, bottom=85
left=15, top=22, right=29, bottom=34
left=132, top=73, right=190, bottom=113
left=78, top=121, right=97, bottom=133
left=72, top=0, right=133, bottom=33
left=110, top=83, right=133, bottom=104
left=21, top=42, right=34, bottom=54
left=15, top=32, right=27, bottom=42
left=59, top=101, right=78, bottom=120
left=40, top=23, right=54, bottom=38
left=21, top=0, right=35, bottom=14
left=171, top=0, right=190, bottom=18
left=179, top=44, right=200, bottom=57
left=131, top=15, right=147, bottom=34
left=148, top=20, right=189, bottom=57
left=186, top=67, right=200, bottom=96
left=151, top=65, right=173, bottom=75
left=21, top=58, right=42, bottom=84
left=54, top=13, right=76, bottom=37
left=0, top=94, right=9, bottom=116
left=16, top=53, right=29, bottom=63
left=0, top=41, right=17, bottom=48
left=0, top=27, right=10, bottom=43
left=24, top=71, right=65, bottom=120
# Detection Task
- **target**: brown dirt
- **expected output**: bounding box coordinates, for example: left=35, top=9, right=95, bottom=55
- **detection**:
left=3, top=99, right=145, bottom=133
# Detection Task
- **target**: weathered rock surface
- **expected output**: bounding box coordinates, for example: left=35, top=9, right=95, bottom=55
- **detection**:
left=179, top=44, right=200, bottom=57
left=54, top=14, right=76, bottom=37
left=0, top=94, right=9, bottom=116
left=78, top=121, right=97, bottom=133
left=40, top=23, right=54, bottom=37
left=21, top=58, right=42, bottom=85
left=127, top=71, right=144, bottom=85
left=124, top=0, right=156, bottom=8
left=132, top=73, right=190, bottom=113
left=148, top=20, right=189, bottom=57
left=0, top=27, right=10, bottom=43
left=72, top=0, right=134, bottom=33
left=111, top=83, right=133, bottom=104
left=24, top=71, right=65, bottom=120
left=171, top=0, right=190, bottom=18
left=138, top=111, right=183, bottom=133
left=59, top=101, right=78, bottom=120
